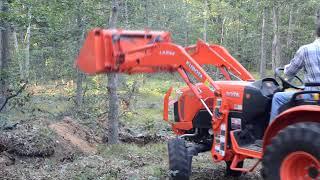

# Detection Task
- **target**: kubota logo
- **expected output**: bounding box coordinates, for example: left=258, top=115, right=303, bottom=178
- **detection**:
left=160, top=50, right=175, bottom=56
left=226, top=91, right=240, bottom=98
left=186, top=61, right=203, bottom=79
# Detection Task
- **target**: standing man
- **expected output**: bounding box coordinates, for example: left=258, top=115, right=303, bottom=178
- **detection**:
left=269, top=21, right=320, bottom=122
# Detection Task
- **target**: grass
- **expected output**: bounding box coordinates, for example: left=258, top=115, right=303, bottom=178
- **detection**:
left=0, top=71, right=266, bottom=179
left=97, top=143, right=169, bottom=179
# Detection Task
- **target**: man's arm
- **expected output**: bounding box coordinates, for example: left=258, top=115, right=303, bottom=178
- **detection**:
left=284, top=47, right=305, bottom=77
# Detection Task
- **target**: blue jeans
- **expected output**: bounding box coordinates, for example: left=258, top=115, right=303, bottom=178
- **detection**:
left=270, top=92, right=295, bottom=122
left=270, top=91, right=312, bottom=122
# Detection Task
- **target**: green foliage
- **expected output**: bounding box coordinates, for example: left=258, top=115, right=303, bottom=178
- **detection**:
left=3, top=0, right=319, bottom=134
left=4, top=0, right=319, bottom=87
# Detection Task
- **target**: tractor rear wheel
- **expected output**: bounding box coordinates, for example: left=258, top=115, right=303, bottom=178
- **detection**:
left=168, top=138, right=192, bottom=180
left=262, top=122, right=320, bottom=180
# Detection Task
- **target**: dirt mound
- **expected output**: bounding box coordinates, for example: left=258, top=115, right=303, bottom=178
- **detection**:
left=0, top=152, right=15, bottom=167
left=98, top=116, right=166, bottom=145
left=0, top=123, right=55, bottom=157
left=49, top=117, right=98, bottom=154
left=119, top=129, right=164, bottom=145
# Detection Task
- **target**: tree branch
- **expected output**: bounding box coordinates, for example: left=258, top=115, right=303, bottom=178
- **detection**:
left=0, top=82, right=28, bottom=112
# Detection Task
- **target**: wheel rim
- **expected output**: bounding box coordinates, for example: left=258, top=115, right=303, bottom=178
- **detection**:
left=280, top=151, right=320, bottom=180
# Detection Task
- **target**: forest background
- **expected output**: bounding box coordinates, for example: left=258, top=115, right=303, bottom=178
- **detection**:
left=0, top=0, right=319, bottom=179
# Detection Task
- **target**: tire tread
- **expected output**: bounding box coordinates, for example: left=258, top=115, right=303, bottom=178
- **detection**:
left=262, top=122, right=320, bottom=180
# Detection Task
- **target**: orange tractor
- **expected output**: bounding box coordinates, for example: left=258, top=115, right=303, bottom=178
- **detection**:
left=76, top=29, right=320, bottom=180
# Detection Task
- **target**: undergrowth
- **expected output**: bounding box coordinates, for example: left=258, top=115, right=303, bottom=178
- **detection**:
left=0, top=72, right=264, bottom=179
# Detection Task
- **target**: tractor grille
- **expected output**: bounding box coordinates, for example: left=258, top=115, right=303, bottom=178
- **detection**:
left=179, top=96, right=185, bottom=120
left=173, top=102, right=179, bottom=122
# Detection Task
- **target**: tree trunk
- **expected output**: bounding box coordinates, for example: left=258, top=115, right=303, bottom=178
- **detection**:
left=75, top=3, right=85, bottom=108
left=124, top=0, right=128, bottom=28
left=76, top=69, right=84, bottom=107
left=220, top=17, right=226, bottom=44
left=286, top=7, right=293, bottom=49
left=285, top=6, right=296, bottom=65
left=184, top=31, right=189, bottom=47
left=272, top=7, right=280, bottom=71
left=12, top=27, right=24, bottom=80
left=13, top=28, right=19, bottom=50
left=107, top=73, right=119, bottom=144
left=260, top=7, right=267, bottom=78
left=316, top=9, right=320, bottom=25
left=276, top=9, right=281, bottom=67
left=24, top=6, right=32, bottom=80
left=236, top=1, right=242, bottom=60
left=183, top=1, right=189, bottom=46
left=106, top=0, right=120, bottom=145
left=144, top=0, right=150, bottom=27
left=0, top=0, right=9, bottom=95
left=236, top=14, right=240, bottom=46
left=203, top=0, right=208, bottom=42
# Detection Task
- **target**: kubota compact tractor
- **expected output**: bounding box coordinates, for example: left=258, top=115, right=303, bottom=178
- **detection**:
left=76, top=29, right=320, bottom=180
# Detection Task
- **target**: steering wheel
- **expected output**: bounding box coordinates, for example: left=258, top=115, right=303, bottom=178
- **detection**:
left=275, top=67, right=305, bottom=90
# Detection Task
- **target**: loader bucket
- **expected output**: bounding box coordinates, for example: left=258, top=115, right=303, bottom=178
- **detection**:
left=76, top=28, right=172, bottom=74
left=76, top=29, right=114, bottom=74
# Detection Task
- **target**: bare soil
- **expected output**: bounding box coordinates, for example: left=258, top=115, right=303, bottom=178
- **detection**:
left=49, top=118, right=98, bottom=154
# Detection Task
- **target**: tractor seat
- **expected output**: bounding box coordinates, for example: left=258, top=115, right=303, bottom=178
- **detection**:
left=279, top=82, right=320, bottom=113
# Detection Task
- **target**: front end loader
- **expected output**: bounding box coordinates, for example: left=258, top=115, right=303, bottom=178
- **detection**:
left=76, top=28, right=320, bottom=180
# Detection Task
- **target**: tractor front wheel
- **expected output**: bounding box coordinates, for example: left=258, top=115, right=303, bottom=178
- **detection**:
left=262, top=122, right=320, bottom=180
left=168, top=138, right=192, bottom=180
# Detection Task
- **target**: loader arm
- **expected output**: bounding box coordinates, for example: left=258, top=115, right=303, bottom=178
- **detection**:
left=185, top=41, right=254, bottom=81
left=76, top=29, right=253, bottom=80
left=76, top=28, right=254, bottom=116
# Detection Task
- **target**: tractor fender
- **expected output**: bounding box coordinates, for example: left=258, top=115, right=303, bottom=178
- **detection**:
left=263, top=105, right=320, bottom=150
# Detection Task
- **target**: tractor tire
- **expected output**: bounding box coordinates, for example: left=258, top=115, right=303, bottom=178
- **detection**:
left=262, top=122, right=320, bottom=180
left=168, top=138, right=192, bottom=180
left=225, top=160, right=244, bottom=177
